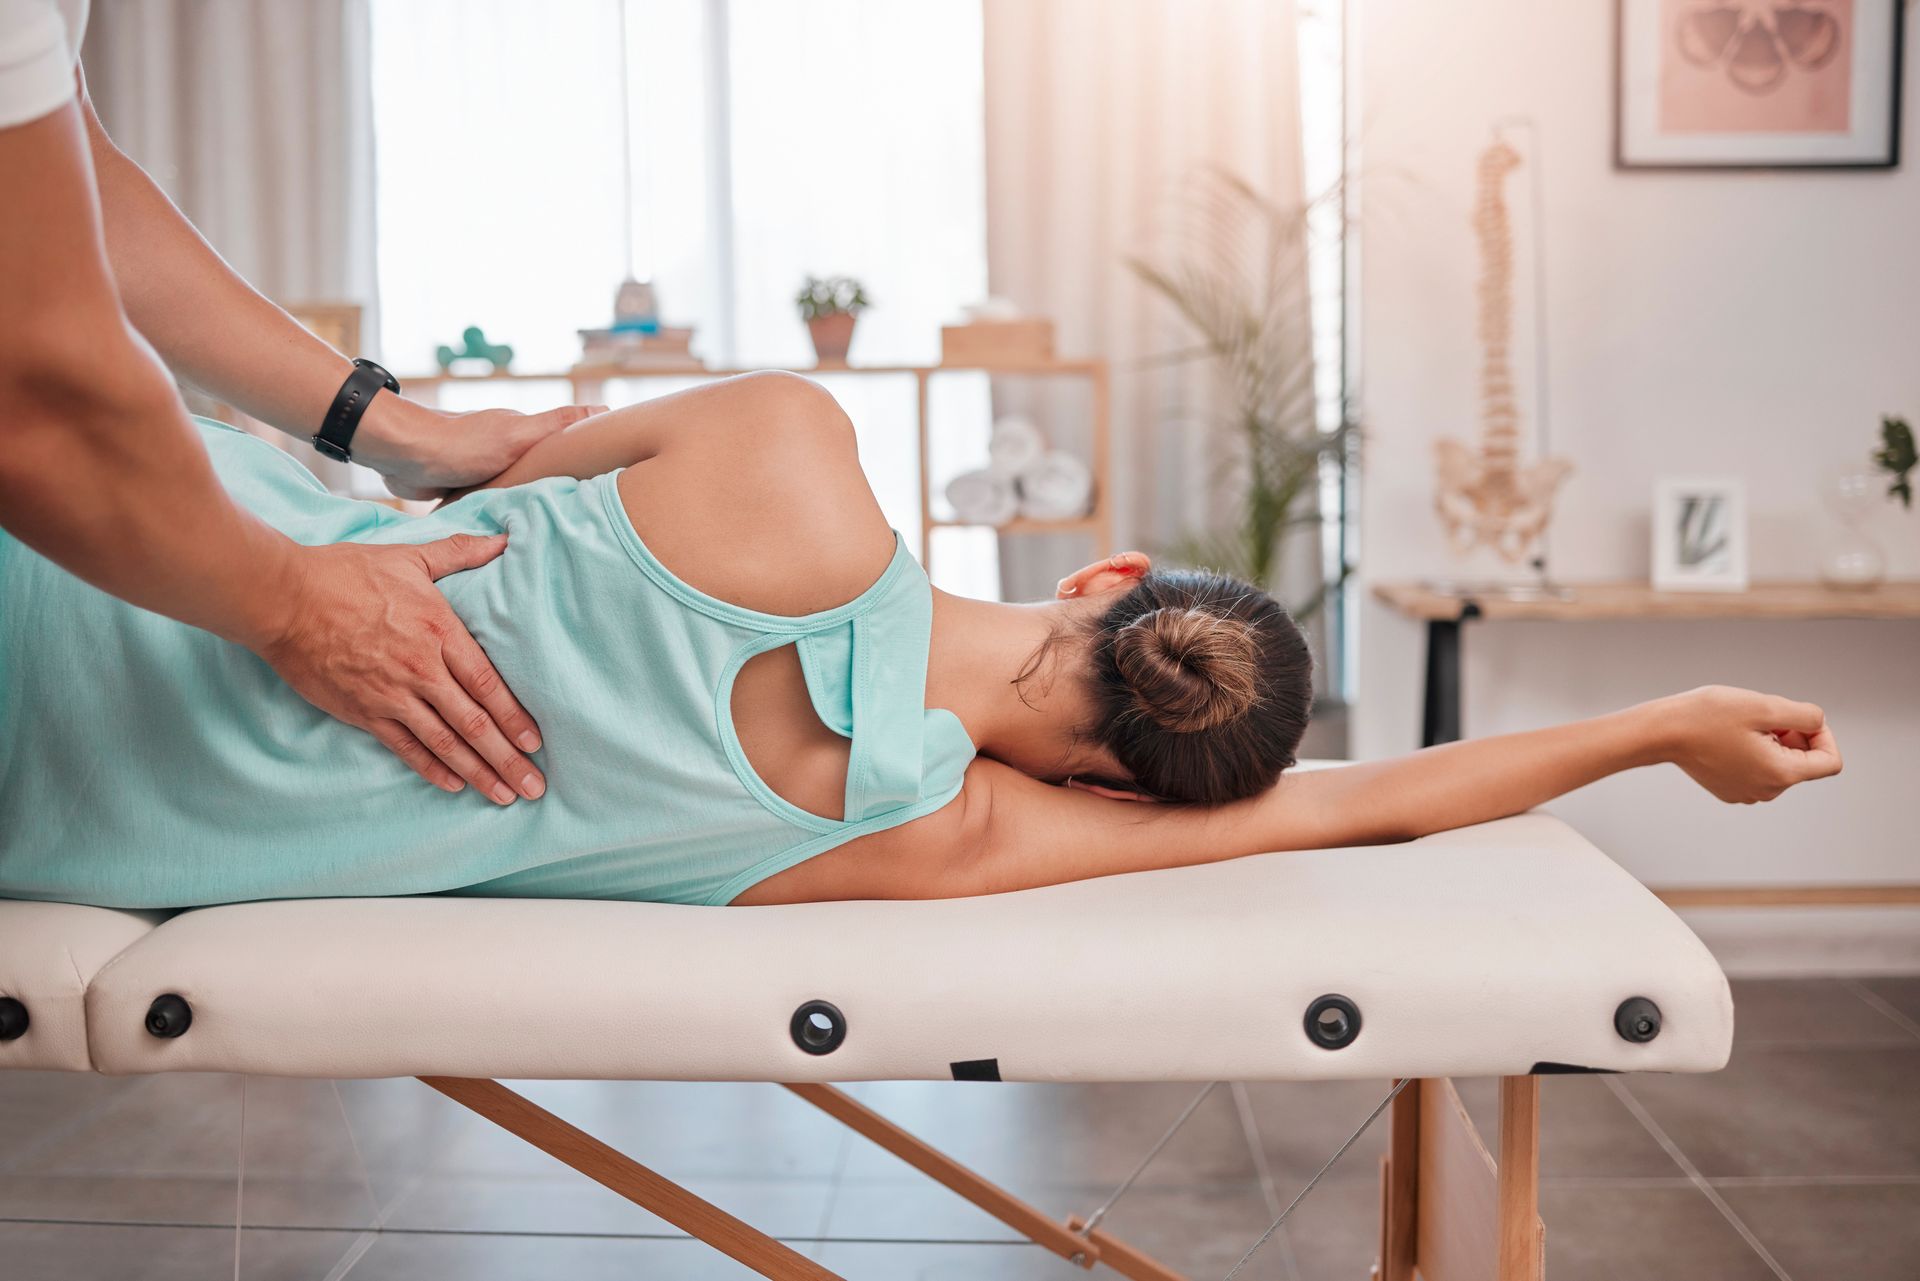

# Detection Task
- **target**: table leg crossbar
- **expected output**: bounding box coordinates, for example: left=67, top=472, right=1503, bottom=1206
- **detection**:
left=421, top=1077, right=842, bottom=1280
left=421, top=1076, right=1186, bottom=1281
left=784, top=1082, right=1185, bottom=1280
left=420, top=1074, right=1542, bottom=1281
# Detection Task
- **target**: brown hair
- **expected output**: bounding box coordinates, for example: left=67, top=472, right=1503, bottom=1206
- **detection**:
left=1084, top=570, right=1312, bottom=804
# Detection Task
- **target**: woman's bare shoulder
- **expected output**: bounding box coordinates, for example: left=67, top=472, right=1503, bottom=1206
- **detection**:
left=616, top=376, right=896, bottom=616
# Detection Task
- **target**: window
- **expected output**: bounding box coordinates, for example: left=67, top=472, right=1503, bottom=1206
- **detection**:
left=1297, top=0, right=1355, bottom=701
left=369, top=0, right=992, bottom=587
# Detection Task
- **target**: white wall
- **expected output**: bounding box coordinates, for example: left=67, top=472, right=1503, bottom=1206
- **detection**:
left=1353, top=0, right=1920, bottom=889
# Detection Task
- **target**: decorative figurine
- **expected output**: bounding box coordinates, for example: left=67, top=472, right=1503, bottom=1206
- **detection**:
left=612, top=278, right=661, bottom=334
left=577, top=278, right=697, bottom=369
left=435, top=326, right=514, bottom=374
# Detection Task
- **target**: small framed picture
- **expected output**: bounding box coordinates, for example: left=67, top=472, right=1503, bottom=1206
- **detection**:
left=1653, top=478, right=1749, bottom=591
left=1616, top=0, right=1905, bottom=169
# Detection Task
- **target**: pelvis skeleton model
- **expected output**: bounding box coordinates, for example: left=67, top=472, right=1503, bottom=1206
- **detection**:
left=1433, top=139, right=1571, bottom=565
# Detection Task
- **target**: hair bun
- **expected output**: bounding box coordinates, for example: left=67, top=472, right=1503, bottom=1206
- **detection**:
left=1112, top=606, right=1260, bottom=733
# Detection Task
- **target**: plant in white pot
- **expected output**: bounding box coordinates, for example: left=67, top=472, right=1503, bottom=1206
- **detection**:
left=797, top=275, right=870, bottom=366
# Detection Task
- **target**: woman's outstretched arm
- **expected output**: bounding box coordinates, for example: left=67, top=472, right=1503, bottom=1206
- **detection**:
left=744, top=686, right=1842, bottom=903
left=957, top=685, right=1840, bottom=896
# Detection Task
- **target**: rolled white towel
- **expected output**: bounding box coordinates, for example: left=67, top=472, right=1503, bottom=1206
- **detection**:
left=1016, top=451, right=1094, bottom=521
left=944, top=468, right=1019, bottom=527
left=986, top=415, right=1046, bottom=478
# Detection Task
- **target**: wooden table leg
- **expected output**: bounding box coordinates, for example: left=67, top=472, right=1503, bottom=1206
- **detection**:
left=421, top=1078, right=842, bottom=1281
left=1497, top=1075, right=1544, bottom=1281
left=1382, top=1077, right=1546, bottom=1281
left=1376, top=1079, right=1421, bottom=1281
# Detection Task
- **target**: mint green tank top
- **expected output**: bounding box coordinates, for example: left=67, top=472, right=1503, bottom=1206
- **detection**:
left=0, top=419, right=975, bottom=909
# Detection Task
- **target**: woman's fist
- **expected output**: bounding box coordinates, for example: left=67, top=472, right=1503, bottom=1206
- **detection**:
left=1660, top=685, right=1842, bottom=804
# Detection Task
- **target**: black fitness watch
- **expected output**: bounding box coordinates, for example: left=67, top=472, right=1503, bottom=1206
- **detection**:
left=312, top=358, right=401, bottom=463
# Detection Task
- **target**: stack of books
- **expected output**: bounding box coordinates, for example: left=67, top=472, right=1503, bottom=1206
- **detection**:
left=575, top=325, right=702, bottom=371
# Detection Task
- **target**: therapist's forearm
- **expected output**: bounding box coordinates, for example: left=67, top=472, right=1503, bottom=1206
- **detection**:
left=3, top=97, right=547, bottom=800
left=80, top=95, right=365, bottom=440
left=79, top=86, right=589, bottom=498
left=1, top=336, right=303, bottom=651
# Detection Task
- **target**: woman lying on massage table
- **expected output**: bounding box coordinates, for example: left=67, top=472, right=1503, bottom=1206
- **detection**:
left=0, top=373, right=1842, bottom=910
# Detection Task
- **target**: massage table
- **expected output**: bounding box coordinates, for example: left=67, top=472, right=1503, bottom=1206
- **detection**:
left=0, top=812, right=1731, bottom=1280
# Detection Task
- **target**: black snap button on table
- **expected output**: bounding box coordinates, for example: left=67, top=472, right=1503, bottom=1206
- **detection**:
left=0, top=997, right=27, bottom=1042
left=1614, top=996, right=1662, bottom=1043
left=145, top=994, right=193, bottom=1039
left=790, top=1000, right=846, bottom=1055
left=1304, top=994, right=1362, bottom=1050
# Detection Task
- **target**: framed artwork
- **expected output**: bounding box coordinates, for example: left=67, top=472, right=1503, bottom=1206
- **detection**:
left=1652, top=477, right=1749, bottom=591
left=1616, top=0, right=1905, bottom=168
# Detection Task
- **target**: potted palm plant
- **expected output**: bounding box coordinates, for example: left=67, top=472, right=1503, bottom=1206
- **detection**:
left=797, top=275, right=871, bottom=366
left=1127, top=169, right=1356, bottom=615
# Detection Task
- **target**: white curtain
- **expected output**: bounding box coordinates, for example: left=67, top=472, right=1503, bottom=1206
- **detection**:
left=368, top=0, right=993, bottom=589
left=367, top=0, right=631, bottom=376
left=80, top=0, right=377, bottom=486
left=980, top=0, right=1310, bottom=598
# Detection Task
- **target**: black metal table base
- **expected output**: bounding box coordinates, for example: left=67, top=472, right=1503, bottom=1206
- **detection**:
left=1419, top=602, right=1479, bottom=748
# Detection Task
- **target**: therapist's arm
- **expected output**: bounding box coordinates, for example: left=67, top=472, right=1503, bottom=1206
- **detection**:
left=77, top=82, right=598, bottom=499
left=0, top=100, right=545, bottom=803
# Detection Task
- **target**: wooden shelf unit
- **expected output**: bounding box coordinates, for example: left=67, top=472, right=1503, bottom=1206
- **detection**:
left=1373, top=579, right=1920, bottom=624
left=405, top=361, right=1113, bottom=581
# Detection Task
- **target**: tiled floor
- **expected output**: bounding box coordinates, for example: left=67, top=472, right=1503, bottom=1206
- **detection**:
left=2, top=977, right=1915, bottom=1280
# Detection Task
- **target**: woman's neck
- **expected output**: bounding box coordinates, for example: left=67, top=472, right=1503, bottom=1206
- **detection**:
left=926, top=589, right=1097, bottom=778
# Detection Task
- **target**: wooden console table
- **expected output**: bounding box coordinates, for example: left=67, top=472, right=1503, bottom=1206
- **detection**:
left=1373, top=580, right=1920, bottom=748
left=404, top=361, right=1112, bottom=580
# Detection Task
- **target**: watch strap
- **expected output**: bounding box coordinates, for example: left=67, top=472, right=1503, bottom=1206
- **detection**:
left=313, top=359, right=400, bottom=463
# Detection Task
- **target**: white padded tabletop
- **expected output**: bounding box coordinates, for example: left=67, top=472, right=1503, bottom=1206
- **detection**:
left=5, top=813, right=1732, bottom=1083
left=0, top=902, right=162, bottom=1071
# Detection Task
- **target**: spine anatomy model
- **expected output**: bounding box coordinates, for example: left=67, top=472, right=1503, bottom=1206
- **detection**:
left=1433, top=138, right=1572, bottom=565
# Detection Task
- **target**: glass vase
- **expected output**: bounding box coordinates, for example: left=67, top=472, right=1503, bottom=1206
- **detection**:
left=1820, top=470, right=1887, bottom=589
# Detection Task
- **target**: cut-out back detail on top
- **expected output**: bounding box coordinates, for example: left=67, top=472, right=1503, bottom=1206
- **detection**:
left=729, top=642, right=852, bottom=823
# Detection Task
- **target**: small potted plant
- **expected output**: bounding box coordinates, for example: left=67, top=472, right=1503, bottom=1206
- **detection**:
left=1873, top=414, right=1915, bottom=510
left=796, top=275, right=870, bottom=366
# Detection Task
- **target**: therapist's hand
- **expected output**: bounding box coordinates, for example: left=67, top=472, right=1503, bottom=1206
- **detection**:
left=354, top=395, right=605, bottom=501
left=251, top=534, right=546, bottom=803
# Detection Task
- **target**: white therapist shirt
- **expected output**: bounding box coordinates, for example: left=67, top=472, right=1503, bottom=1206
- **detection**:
left=0, top=0, right=87, bottom=128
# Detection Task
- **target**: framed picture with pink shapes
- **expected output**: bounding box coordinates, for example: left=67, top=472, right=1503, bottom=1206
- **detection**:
left=1617, top=0, right=1904, bottom=168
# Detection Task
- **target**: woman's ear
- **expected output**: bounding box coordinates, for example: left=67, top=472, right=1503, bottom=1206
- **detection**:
left=1056, top=551, right=1151, bottom=600
left=1064, top=777, right=1161, bottom=803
